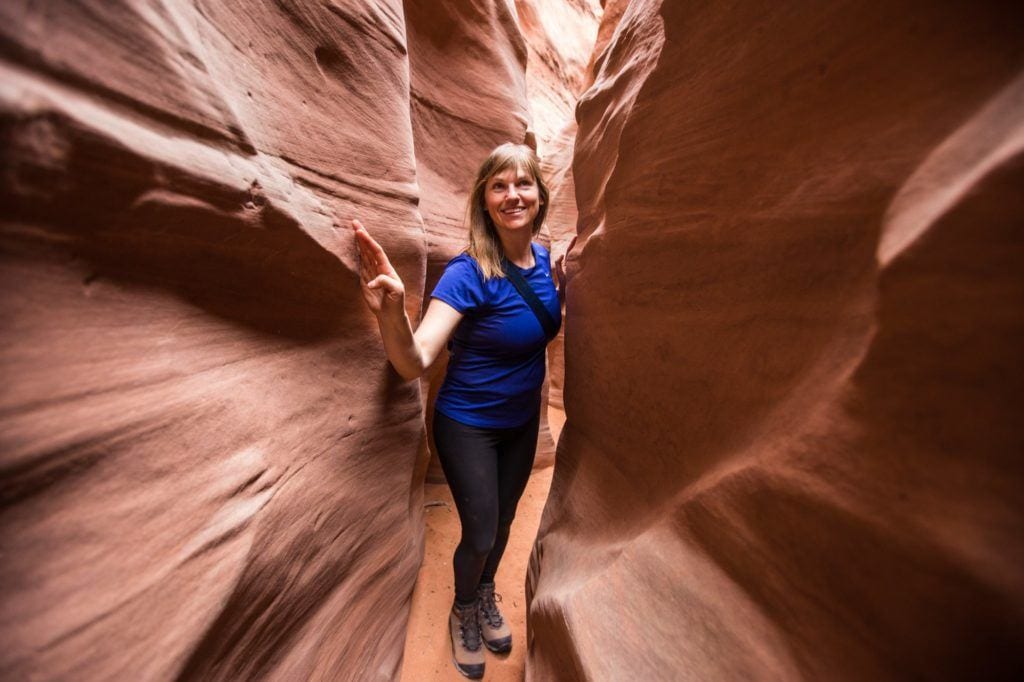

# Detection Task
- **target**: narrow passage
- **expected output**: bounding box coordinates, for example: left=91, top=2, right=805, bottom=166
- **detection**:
left=399, top=408, right=566, bottom=681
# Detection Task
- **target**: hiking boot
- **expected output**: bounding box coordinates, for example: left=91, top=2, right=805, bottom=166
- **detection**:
left=449, top=599, right=485, bottom=679
left=477, top=582, right=512, bottom=653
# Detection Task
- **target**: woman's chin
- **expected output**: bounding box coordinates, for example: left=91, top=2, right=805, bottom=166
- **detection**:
left=498, top=220, right=534, bottom=233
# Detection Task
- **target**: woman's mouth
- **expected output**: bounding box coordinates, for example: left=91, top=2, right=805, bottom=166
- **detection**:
left=502, top=206, right=526, bottom=215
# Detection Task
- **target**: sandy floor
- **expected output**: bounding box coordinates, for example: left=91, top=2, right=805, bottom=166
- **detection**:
left=399, top=408, right=564, bottom=681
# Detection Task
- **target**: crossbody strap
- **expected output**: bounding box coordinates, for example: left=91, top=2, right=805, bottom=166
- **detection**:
left=501, top=258, right=559, bottom=338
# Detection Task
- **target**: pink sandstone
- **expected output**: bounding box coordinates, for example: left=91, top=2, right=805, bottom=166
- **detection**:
left=528, top=1, right=1024, bottom=680
left=0, top=1, right=583, bottom=678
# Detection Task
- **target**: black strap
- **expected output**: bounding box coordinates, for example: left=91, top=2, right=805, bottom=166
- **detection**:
left=501, top=257, right=559, bottom=338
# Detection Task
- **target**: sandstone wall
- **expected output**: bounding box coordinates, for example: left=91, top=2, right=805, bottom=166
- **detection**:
left=517, top=0, right=603, bottom=414
left=528, top=2, right=1024, bottom=680
left=516, top=0, right=601, bottom=157
left=0, top=2, right=538, bottom=679
left=537, top=0, right=619, bottom=412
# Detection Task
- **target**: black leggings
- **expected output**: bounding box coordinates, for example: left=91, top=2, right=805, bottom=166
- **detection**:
left=432, top=409, right=540, bottom=604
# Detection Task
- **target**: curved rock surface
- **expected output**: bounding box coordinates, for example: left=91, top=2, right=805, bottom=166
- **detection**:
left=516, top=0, right=601, bottom=156
left=517, top=0, right=603, bottom=414
left=535, top=0, right=620, bottom=412
left=0, top=2, right=566, bottom=679
left=528, top=2, right=1024, bottom=680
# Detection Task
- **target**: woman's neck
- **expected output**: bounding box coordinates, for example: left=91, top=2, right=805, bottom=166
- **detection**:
left=498, top=228, right=534, bottom=268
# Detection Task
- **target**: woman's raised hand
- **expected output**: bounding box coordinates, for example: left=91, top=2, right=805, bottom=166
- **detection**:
left=554, top=235, right=575, bottom=302
left=352, top=218, right=405, bottom=317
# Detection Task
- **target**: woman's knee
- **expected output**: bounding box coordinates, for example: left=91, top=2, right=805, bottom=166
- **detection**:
left=497, top=506, right=520, bottom=531
left=459, top=504, right=499, bottom=558
left=461, top=528, right=497, bottom=558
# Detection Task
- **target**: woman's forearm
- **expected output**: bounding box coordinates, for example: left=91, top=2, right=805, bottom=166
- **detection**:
left=375, top=308, right=425, bottom=381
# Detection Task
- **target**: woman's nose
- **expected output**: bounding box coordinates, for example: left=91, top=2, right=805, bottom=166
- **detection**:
left=505, top=185, right=519, bottom=200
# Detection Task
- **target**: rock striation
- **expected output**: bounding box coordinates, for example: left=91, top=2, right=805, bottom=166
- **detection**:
left=517, top=0, right=603, bottom=415
left=0, top=1, right=564, bottom=679
left=528, top=2, right=1024, bottom=680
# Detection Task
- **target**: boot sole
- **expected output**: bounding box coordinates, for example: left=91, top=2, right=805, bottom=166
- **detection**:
left=484, top=637, right=512, bottom=654
left=451, top=653, right=485, bottom=679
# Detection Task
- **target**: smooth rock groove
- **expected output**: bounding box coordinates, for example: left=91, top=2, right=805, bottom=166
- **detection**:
left=527, top=2, right=1024, bottom=681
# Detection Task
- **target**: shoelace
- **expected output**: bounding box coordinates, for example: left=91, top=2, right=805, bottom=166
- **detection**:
left=455, top=603, right=483, bottom=651
left=479, top=587, right=504, bottom=628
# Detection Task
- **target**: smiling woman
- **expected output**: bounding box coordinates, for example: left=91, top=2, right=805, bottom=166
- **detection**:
left=485, top=170, right=540, bottom=236
left=466, top=143, right=551, bottom=278
left=351, top=142, right=565, bottom=679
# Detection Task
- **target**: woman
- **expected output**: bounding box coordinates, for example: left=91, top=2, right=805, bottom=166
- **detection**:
left=352, top=142, right=564, bottom=679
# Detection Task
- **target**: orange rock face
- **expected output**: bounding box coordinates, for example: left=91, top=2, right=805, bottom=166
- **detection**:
left=0, top=2, right=558, bottom=679
left=516, top=0, right=603, bottom=415
left=528, top=2, right=1024, bottom=680
left=516, top=0, right=601, bottom=156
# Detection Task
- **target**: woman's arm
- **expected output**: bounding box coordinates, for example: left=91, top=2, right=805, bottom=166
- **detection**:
left=352, top=219, right=462, bottom=380
left=374, top=297, right=462, bottom=381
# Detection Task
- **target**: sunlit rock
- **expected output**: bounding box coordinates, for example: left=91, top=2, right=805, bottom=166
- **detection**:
left=528, top=2, right=1024, bottom=679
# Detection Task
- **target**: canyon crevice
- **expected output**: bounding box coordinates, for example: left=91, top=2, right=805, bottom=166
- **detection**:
left=2, top=2, right=1022, bottom=681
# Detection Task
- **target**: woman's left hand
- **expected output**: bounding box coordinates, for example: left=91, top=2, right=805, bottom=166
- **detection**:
left=554, top=236, right=575, bottom=301
left=351, top=218, right=406, bottom=319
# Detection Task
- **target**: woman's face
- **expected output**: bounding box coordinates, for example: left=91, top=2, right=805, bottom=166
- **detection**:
left=484, top=166, right=542, bottom=234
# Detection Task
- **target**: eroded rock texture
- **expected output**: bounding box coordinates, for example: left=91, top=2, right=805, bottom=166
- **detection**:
left=517, top=0, right=602, bottom=415
left=0, top=2, right=545, bottom=679
left=528, top=2, right=1024, bottom=680
left=516, top=0, right=600, bottom=157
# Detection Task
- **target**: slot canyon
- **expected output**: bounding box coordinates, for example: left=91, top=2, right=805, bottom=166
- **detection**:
left=1, top=1, right=1022, bottom=681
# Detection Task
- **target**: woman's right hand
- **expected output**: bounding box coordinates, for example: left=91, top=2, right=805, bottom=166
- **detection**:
left=351, top=218, right=405, bottom=317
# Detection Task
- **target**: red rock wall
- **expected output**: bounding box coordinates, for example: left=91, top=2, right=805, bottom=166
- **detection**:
left=0, top=2, right=545, bottom=679
left=516, top=0, right=601, bottom=155
left=517, top=0, right=603, bottom=414
left=528, top=2, right=1024, bottom=680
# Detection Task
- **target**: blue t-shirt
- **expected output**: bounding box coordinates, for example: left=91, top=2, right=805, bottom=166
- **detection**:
left=431, top=242, right=562, bottom=428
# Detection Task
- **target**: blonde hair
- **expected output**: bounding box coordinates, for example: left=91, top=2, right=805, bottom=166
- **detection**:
left=466, top=142, right=550, bottom=279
